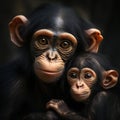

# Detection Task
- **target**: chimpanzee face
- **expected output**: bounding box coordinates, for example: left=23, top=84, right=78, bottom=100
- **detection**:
left=31, top=29, right=77, bottom=83
left=67, top=67, right=97, bottom=101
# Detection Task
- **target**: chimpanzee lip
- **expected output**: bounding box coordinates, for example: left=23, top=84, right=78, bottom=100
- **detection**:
left=37, top=68, right=63, bottom=75
left=74, top=92, right=89, bottom=96
left=72, top=90, right=90, bottom=96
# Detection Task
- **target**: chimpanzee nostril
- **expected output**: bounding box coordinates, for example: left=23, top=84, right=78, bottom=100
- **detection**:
left=46, top=51, right=58, bottom=60
left=76, top=81, right=84, bottom=88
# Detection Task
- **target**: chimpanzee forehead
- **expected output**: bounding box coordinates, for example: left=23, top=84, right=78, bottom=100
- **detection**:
left=27, top=3, right=81, bottom=35
left=54, top=16, right=64, bottom=30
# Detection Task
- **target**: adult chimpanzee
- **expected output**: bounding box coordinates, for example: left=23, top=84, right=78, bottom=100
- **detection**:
left=47, top=52, right=120, bottom=120
left=0, top=3, right=103, bottom=120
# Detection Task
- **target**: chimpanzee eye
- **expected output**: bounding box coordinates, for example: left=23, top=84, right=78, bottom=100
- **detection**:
left=33, top=36, right=49, bottom=50
left=69, top=72, right=78, bottom=78
left=84, top=72, right=92, bottom=79
left=38, top=37, right=48, bottom=45
left=60, top=40, right=71, bottom=49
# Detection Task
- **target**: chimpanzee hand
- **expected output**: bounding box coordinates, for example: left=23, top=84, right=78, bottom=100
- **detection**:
left=46, top=99, right=71, bottom=116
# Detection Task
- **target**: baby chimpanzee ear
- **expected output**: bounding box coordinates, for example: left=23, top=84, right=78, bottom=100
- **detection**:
left=102, top=70, right=119, bottom=89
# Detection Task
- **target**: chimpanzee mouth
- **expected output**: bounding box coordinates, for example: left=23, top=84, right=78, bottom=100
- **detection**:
left=38, top=68, right=63, bottom=75
left=75, top=92, right=89, bottom=96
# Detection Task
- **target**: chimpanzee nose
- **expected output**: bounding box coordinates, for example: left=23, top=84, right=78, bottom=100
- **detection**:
left=46, top=50, right=58, bottom=61
left=76, top=81, right=84, bottom=88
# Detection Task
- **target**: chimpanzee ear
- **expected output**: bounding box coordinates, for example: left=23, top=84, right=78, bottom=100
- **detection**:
left=85, top=28, right=103, bottom=52
left=102, top=70, right=119, bottom=89
left=9, top=15, right=29, bottom=47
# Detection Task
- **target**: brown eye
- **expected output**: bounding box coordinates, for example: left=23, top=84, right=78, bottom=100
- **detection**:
left=69, top=72, right=78, bottom=79
left=38, top=37, right=48, bottom=45
left=60, top=40, right=71, bottom=49
left=33, top=36, right=49, bottom=50
left=84, top=72, right=92, bottom=79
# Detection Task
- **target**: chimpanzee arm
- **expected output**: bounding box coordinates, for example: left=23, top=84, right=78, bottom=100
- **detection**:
left=23, top=113, right=47, bottom=120
left=46, top=99, right=88, bottom=120
left=22, top=111, right=59, bottom=120
left=61, top=112, right=88, bottom=120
